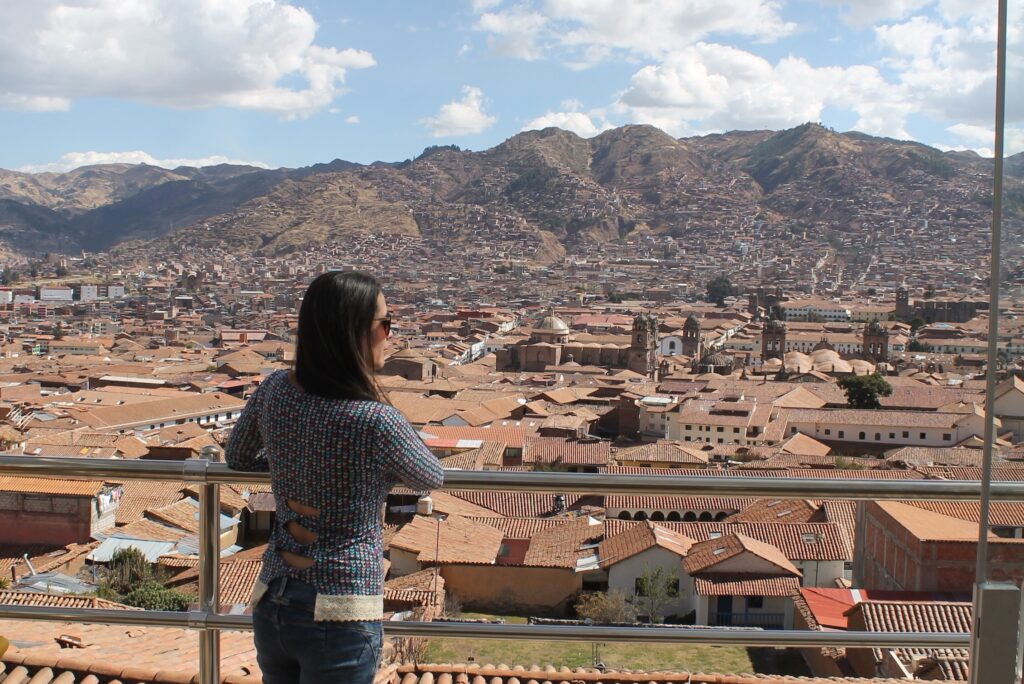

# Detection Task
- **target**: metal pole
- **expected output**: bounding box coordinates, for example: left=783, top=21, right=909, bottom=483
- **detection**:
left=970, top=2, right=1018, bottom=683
left=199, top=446, right=221, bottom=684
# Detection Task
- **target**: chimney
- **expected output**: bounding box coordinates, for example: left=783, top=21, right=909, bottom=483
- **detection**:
left=553, top=494, right=566, bottom=513
left=417, top=494, right=434, bottom=516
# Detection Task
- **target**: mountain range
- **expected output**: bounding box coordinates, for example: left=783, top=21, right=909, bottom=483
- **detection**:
left=0, top=122, right=1014, bottom=258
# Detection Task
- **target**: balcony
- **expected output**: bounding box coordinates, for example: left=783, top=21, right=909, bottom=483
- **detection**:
left=0, top=455, right=1022, bottom=683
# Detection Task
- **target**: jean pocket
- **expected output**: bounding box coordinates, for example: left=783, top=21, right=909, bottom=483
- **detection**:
left=320, top=623, right=377, bottom=672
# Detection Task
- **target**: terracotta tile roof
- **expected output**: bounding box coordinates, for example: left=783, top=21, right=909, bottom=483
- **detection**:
left=523, top=437, right=611, bottom=466
left=0, top=543, right=98, bottom=583
left=850, top=599, right=973, bottom=681
left=424, top=490, right=503, bottom=517
left=0, top=619, right=260, bottom=683
left=902, top=500, right=1024, bottom=527
left=726, top=498, right=822, bottom=524
left=466, top=516, right=575, bottom=539
left=603, top=520, right=851, bottom=561
left=437, top=440, right=506, bottom=470
left=110, top=518, right=188, bottom=543
left=523, top=516, right=604, bottom=568
left=389, top=514, right=503, bottom=564
left=384, top=567, right=445, bottom=612
left=598, top=521, right=695, bottom=568
left=164, top=547, right=267, bottom=607
left=0, top=475, right=104, bottom=497
left=420, top=425, right=529, bottom=448
left=885, top=446, right=992, bottom=467
left=0, top=590, right=138, bottom=611
left=613, top=441, right=709, bottom=465
left=391, top=663, right=919, bottom=683
left=917, top=465, right=1024, bottom=480
left=692, top=574, right=801, bottom=597
left=851, top=599, right=972, bottom=633
left=871, top=500, right=1020, bottom=543
left=115, top=480, right=189, bottom=526
left=683, top=533, right=801, bottom=576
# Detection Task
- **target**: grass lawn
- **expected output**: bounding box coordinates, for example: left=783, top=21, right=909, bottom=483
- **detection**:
left=422, top=616, right=755, bottom=674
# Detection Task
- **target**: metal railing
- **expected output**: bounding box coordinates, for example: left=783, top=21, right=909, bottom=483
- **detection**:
left=1, top=454, right=1022, bottom=682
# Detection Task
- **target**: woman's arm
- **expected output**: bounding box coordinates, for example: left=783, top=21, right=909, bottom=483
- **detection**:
left=225, top=383, right=269, bottom=472
left=377, top=406, right=444, bottom=491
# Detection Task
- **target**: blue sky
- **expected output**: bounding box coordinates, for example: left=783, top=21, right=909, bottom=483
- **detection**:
left=0, top=0, right=1019, bottom=172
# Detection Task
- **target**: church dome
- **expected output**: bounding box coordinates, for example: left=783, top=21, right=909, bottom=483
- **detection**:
left=535, top=312, right=569, bottom=332
left=764, top=318, right=787, bottom=333
left=684, top=314, right=701, bottom=330
left=698, top=351, right=733, bottom=369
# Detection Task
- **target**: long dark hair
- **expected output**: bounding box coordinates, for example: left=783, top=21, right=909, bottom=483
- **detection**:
left=294, top=271, right=385, bottom=402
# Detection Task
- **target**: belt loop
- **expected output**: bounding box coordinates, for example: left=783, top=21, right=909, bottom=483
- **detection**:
left=275, top=575, right=289, bottom=597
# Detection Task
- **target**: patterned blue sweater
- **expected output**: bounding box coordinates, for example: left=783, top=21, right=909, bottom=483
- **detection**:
left=225, top=369, right=444, bottom=621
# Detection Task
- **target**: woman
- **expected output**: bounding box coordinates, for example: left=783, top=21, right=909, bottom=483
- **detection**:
left=226, top=271, right=444, bottom=684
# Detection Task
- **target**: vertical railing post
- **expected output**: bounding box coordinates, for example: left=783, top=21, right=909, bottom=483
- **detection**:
left=199, top=445, right=222, bottom=684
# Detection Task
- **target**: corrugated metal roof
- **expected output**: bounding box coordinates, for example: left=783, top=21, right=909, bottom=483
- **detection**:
left=87, top=538, right=176, bottom=563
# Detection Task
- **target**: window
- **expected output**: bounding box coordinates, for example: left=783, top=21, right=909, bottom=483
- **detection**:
left=903, top=431, right=909, bottom=438
left=634, top=578, right=649, bottom=597
left=686, top=425, right=692, bottom=430
left=944, top=433, right=952, bottom=441
left=838, top=431, right=845, bottom=438
left=889, top=433, right=895, bottom=439
left=717, top=427, right=724, bottom=432
left=824, top=429, right=831, bottom=435
left=921, top=432, right=927, bottom=439
left=875, top=433, right=881, bottom=441
left=733, top=427, right=739, bottom=433
left=859, top=432, right=866, bottom=440
left=747, top=596, right=764, bottom=609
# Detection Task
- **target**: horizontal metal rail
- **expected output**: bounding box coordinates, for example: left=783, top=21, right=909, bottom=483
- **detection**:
left=0, top=604, right=971, bottom=649
left=0, top=454, right=1009, bottom=682
left=3, top=455, right=1024, bottom=500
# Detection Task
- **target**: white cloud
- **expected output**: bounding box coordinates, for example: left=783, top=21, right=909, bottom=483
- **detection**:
left=522, top=110, right=612, bottom=137
left=614, top=43, right=912, bottom=139
left=476, top=8, right=548, bottom=60
left=474, top=0, right=795, bottom=66
left=0, top=0, right=375, bottom=117
left=821, top=0, right=933, bottom=27
left=458, top=43, right=472, bottom=56
left=472, top=0, right=503, bottom=11
left=944, top=123, right=1024, bottom=156
left=19, top=150, right=270, bottom=173
left=420, top=86, right=497, bottom=137
left=344, top=115, right=360, bottom=124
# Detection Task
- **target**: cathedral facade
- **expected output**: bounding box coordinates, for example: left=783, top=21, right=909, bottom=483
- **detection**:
left=496, top=310, right=660, bottom=379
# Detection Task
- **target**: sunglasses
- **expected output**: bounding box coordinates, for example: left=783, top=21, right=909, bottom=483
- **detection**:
left=375, top=316, right=392, bottom=336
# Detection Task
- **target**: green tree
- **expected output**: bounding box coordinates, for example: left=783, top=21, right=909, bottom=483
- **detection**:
left=575, top=590, right=637, bottom=624
left=907, top=340, right=931, bottom=352
left=103, top=546, right=151, bottom=595
left=706, top=275, right=736, bottom=306
left=838, top=374, right=894, bottom=409
left=909, top=318, right=926, bottom=334
left=122, top=580, right=190, bottom=611
left=630, top=563, right=679, bottom=624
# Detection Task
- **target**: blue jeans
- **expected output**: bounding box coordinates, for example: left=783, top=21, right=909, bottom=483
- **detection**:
left=253, top=576, right=383, bottom=684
